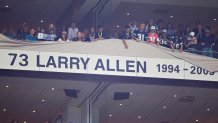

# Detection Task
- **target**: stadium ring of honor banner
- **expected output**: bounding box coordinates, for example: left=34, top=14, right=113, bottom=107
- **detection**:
left=0, top=49, right=217, bottom=82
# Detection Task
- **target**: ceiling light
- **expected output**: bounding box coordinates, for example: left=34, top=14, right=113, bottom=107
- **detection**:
left=213, top=18, right=217, bottom=21
left=119, top=103, right=123, bottom=106
left=41, top=99, right=45, bottom=102
left=109, top=114, right=112, bottom=117
left=32, top=110, right=36, bottom=113
left=174, top=94, right=177, bottom=98
left=126, top=13, right=130, bottom=16
left=24, top=121, right=27, bottom=123
left=5, top=5, right=9, bottom=8
left=206, top=108, right=210, bottom=111
left=130, top=92, right=133, bottom=95
left=196, top=119, right=199, bottom=122
left=3, top=108, right=6, bottom=112
left=41, top=20, right=44, bottom=23
left=170, top=16, right=174, bottom=18
left=51, top=88, right=55, bottom=91
left=5, top=85, right=9, bottom=88
left=138, top=116, right=142, bottom=119
left=163, top=105, right=167, bottom=109
left=116, top=25, right=120, bottom=28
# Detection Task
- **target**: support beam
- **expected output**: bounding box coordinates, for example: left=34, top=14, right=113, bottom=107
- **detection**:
left=62, top=105, right=81, bottom=123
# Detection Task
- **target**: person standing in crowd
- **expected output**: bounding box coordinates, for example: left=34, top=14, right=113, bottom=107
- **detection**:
left=185, top=31, right=198, bottom=53
left=166, top=22, right=175, bottom=36
left=145, top=19, right=158, bottom=33
left=133, top=22, right=148, bottom=42
left=156, top=19, right=165, bottom=35
left=193, top=23, right=205, bottom=43
left=147, top=26, right=160, bottom=45
left=111, top=31, right=119, bottom=39
left=48, top=23, right=57, bottom=41
left=169, top=31, right=184, bottom=52
left=25, top=28, right=37, bottom=42
left=58, top=31, right=69, bottom=41
left=88, top=27, right=96, bottom=41
left=36, top=27, right=45, bottom=41
left=72, top=31, right=83, bottom=41
left=81, top=32, right=89, bottom=41
left=159, top=29, right=174, bottom=49
left=83, top=28, right=89, bottom=39
left=48, top=24, right=56, bottom=34
left=83, top=28, right=90, bottom=42
left=58, top=25, right=67, bottom=39
left=17, top=23, right=29, bottom=40
left=2, top=27, right=17, bottom=39
left=68, top=22, right=79, bottom=40
left=95, top=25, right=106, bottom=40
left=129, top=20, right=138, bottom=35
left=183, top=25, right=192, bottom=37
left=120, top=25, right=132, bottom=49
left=200, top=28, right=215, bottom=57
left=36, top=26, right=44, bottom=34
left=36, top=26, right=41, bottom=34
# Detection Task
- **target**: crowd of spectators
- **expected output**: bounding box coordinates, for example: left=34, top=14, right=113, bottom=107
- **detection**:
left=1, top=19, right=218, bottom=58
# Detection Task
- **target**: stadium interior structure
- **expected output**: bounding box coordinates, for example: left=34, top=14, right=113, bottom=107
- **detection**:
left=0, top=0, right=218, bottom=123
left=1, top=74, right=218, bottom=123
left=1, top=0, right=218, bottom=30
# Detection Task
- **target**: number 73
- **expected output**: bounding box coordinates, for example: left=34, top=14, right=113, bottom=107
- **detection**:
left=8, top=53, right=29, bottom=66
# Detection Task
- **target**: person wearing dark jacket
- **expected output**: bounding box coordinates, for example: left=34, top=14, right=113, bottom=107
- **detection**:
left=95, top=25, right=106, bottom=40
left=200, top=28, right=215, bottom=57
left=120, top=25, right=132, bottom=49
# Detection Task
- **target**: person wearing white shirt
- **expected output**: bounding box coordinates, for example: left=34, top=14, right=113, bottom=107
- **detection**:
left=68, top=22, right=79, bottom=40
left=129, top=21, right=138, bottom=34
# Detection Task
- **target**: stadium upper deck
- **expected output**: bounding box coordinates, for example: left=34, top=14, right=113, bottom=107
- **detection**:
left=0, top=34, right=217, bottom=82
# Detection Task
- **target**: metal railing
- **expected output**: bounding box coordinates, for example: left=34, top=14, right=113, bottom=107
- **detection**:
left=184, top=49, right=218, bottom=59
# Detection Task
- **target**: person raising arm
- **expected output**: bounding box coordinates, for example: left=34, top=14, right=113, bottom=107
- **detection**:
left=120, top=25, right=133, bottom=49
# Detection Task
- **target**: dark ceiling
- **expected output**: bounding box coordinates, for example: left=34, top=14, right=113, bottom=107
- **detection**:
left=1, top=0, right=218, bottom=33
left=105, top=2, right=218, bottom=32
left=0, top=0, right=85, bottom=30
